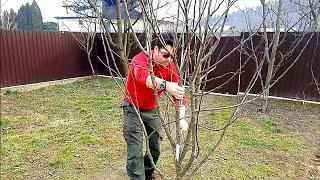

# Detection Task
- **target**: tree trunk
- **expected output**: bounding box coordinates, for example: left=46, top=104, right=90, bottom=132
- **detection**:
left=87, top=53, right=95, bottom=76
left=262, top=62, right=274, bottom=113
left=117, top=49, right=128, bottom=77
left=261, top=0, right=282, bottom=114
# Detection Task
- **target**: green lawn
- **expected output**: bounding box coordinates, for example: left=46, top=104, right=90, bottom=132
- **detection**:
left=1, top=77, right=319, bottom=179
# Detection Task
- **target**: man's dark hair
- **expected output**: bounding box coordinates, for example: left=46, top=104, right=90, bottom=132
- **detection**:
left=155, top=33, right=174, bottom=48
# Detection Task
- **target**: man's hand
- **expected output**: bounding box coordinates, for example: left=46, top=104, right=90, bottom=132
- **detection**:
left=166, top=82, right=185, bottom=99
left=179, top=105, right=189, bottom=134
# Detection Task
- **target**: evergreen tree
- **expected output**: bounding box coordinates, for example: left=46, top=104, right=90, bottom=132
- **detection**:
left=17, top=3, right=32, bottom=30
left=43, top=22, right=59, bottom=31
left=16, top=0, right=43, bottom=30
left=30, top=0, right=43, bottom=30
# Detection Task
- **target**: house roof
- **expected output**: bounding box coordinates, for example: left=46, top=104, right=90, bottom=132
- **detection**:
left=55, top=16, right=97, bottom=20
left=58, top=1, right=141, bottom=20
left=104, top=0, right=116, bottom=7
left=102, top=1, right=142, bottom=20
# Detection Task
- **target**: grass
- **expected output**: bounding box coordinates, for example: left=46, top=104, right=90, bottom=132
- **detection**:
left=316, top=127, right=320, bottom=135
left=3, top=89, right=21, bottom=97
left=1, top=77, right=125, bottom=179
left=192, top=116, right=309, bottom=179
left=1, top=77, right=319, bottom=179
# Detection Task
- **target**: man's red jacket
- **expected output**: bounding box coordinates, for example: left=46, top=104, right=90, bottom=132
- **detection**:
left=125, top=51, right=186, bottom=110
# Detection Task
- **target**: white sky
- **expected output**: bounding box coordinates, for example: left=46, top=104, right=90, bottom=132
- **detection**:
left=1, top=0, right=66, bottom=22
left=1, top=0, right=262, bottom=22
left=157, top=0, right=262, bottom=21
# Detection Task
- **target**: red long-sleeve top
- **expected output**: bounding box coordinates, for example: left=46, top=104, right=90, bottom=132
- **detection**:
left=125, top=51, right=186, bottom=110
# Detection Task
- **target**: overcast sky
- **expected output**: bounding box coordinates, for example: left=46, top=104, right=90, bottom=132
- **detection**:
left=1, top=0, right=65, bottom=22
left=1, top=0, right=262, bottom=22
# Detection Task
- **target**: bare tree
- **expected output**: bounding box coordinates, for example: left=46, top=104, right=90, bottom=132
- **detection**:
left=63, top=0, right=139, bottom=76
left=58, top=0, right=100, bottom=76
left=68, top=0, right=319, bottom=179
left=0, top=8, right=17, bottom=29
left=258, top=0, right=319, bottom=113
left=124, top=0, right=320, bottom=178
left=121, top=0, right=267, bottom=179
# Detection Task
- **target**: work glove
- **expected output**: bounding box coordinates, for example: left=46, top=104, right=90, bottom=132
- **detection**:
left=179, top=105, right=189, bottom=134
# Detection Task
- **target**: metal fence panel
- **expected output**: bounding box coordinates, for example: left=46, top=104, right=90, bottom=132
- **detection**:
left=0, top=30, right=91, bottom=87
left=1, top=30, right=319, bottom=101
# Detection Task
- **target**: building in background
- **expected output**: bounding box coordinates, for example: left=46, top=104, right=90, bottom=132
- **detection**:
left=55, top=0, right=174, bottom=33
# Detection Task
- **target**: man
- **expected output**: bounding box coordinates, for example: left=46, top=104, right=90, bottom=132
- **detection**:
left=122, top=35, right=188, bottom=180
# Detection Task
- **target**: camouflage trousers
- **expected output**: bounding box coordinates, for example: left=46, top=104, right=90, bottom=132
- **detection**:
left=122, top=102, right=163, bottom=180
